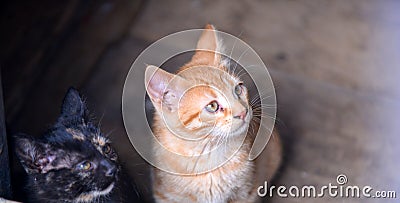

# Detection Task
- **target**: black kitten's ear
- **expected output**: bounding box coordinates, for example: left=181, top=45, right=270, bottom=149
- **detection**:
left=61, top=87, right=86, bottom=118
left=14, top=134, right=56, bottom=174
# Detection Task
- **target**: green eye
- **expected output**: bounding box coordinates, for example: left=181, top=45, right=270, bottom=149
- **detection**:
left=78, top=161, right=92, bottom=170
left=205, top=101, right=219, bottom=113
left=235, top=84, right=243, bottom=95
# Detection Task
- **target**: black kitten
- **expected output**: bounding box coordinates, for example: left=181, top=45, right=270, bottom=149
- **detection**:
left=15, top=88, right=141, bottom=203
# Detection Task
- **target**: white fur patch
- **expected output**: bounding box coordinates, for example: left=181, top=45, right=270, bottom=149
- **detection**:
left=66, top=128, right=85, bottom=141
left=92, top=135, right=108, bottom=146
left=74, top=182, right=114, bottom=203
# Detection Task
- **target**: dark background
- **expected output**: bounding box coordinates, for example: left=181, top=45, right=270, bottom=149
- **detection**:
left=1, top=0, right=400, bottom=202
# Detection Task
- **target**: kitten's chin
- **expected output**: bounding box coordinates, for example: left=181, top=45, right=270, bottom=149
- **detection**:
left=97, top=182, right=115, bottom=196
left=229, top=121, right=250, bottom=136
left=74, top=182, right=115, bottom=202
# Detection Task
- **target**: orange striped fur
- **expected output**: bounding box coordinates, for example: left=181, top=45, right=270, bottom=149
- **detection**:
left=145, top=24, right=282, bottom=203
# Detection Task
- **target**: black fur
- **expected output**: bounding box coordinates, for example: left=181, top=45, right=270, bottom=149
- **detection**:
left=15, top=88, right=141, bottom=203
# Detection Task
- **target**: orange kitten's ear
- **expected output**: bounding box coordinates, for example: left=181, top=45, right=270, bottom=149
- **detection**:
left=191, top=24, right=223, bottom=67
left=145, top=65, right=186, bottom=112
left=145, top=65, right=173, bottom=103
left=196, top=24, right=219, bottom=52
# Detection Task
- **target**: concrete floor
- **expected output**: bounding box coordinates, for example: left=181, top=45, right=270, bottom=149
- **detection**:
left=82, top=1, right=400, bottom=202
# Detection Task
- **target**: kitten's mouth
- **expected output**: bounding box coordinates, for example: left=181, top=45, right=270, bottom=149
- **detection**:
left=93, top=182, right=115, bottom=197
left=230, top=121, right=250, bottom=135
left=74, top=182, right=114, bottom=202
left=230, top=112, right=251, bottom=135
left=98, top=182, right=115, bottom=195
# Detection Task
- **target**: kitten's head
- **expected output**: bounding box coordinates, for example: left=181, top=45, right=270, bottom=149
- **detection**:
left=145, top=25, right=251, bottom=139
left=15, top=88, right=119, bottom=202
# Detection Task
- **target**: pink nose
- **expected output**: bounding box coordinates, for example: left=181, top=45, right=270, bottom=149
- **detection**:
left=234, top=109, right=248, bottom=120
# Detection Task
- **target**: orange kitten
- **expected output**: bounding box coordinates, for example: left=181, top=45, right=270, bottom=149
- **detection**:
left=145, top=25, right=282, bottom=203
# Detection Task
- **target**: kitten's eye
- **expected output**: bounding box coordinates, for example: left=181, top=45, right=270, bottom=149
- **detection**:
left=78, top=161, right=92, bottom=171
left=205, top=101, right=219, bottom=113
left=103, top=145, right=111, bottom=154
left=234, top=83, right=243, bottom=96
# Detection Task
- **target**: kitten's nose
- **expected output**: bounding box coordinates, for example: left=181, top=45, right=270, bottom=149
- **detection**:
left=106, top=165, right=117, bottom=177
left=100, top=159, right=117, bottom=177
left=234, top=109, right=248, bottom=120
